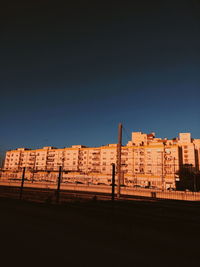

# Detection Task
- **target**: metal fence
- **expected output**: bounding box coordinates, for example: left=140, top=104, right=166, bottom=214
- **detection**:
left=1, top=175, right=200, bottom=202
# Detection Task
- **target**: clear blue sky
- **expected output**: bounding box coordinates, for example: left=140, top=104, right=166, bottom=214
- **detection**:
left=0, top=1, right=200, bottom=158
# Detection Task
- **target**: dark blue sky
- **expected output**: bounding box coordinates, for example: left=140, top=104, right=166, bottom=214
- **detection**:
left=0, top=0, right=200, bottom=156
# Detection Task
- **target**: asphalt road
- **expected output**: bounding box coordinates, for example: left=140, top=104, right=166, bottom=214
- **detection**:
left=0, top=197, right=200, bottom=267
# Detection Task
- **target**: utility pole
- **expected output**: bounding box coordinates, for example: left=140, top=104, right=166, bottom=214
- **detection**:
left=56, top=166, right=62, bottom=204
left=19, top=167, right=26, bottom=200
left=111, top=163, right=115, bottom=201
left=117, top=123, right=122, bottom=198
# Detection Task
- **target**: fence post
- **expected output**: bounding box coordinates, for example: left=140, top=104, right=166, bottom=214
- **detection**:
left=56, top=166, right=62, bottom=204
left=111, top=163, right=115, bottom=202
left=19, top=167, right=26, bottom=200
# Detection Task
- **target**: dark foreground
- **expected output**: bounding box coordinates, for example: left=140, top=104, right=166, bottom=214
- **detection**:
left=1, top=197, right=200, bottom=267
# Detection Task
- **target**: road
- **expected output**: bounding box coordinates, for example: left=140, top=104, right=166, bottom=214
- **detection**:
left=0, top=196, right=200, bottom=267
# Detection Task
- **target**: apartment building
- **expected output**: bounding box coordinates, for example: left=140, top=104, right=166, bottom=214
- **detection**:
left=3, top=132, right=200, bottom=188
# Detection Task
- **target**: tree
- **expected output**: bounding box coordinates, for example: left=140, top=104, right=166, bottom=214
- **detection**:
left=176, top=164, right=200, bottom=192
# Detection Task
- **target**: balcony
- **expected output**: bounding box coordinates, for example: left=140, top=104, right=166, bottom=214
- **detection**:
left=47, top=154, right=55, bottom=157
left=47, top=159, right=54, bottom=162
left=121, top=153, right=128, bottom=156
left=92, top=157, right=100, bottom=161
left=46, top=163, right=54, bottom=166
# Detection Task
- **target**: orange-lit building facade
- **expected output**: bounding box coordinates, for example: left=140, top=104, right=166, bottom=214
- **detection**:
left=3, top=132, right=200, bottom=189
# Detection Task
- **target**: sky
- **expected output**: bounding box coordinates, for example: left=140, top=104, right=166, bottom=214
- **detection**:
left=0, top=0, right=200, bottom=157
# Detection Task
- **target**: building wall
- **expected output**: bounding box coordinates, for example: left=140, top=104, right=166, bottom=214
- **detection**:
left=3, top=132, right=200, bottom=189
